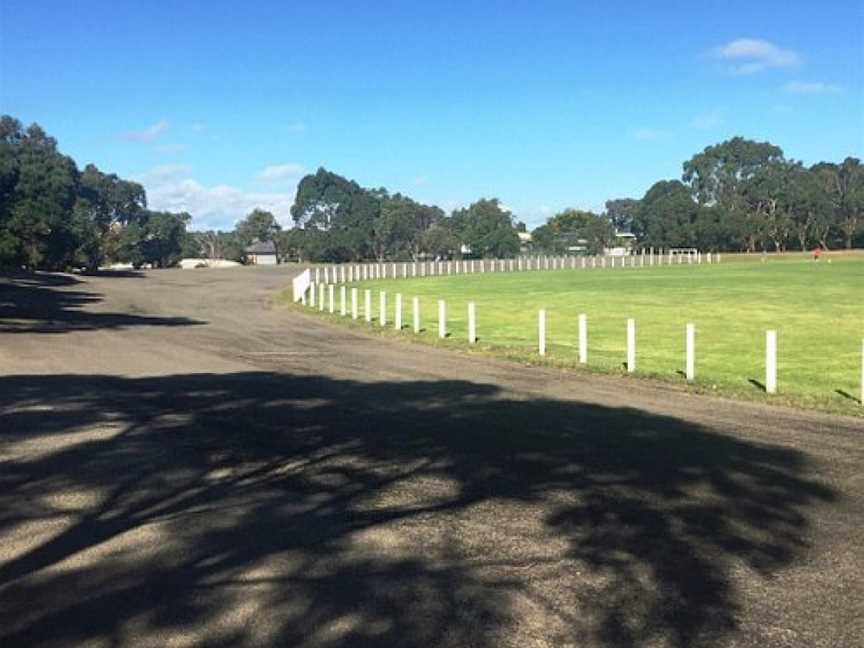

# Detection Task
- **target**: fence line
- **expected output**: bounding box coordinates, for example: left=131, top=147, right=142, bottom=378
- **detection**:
left=295, top=250, right=721, bottom=302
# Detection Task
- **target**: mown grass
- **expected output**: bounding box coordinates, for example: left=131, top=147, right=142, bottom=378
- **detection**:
left=286, top=252, right=864, bottom=416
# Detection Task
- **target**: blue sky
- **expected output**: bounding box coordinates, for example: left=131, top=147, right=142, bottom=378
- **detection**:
left=1, top=0, right=862, bottom=230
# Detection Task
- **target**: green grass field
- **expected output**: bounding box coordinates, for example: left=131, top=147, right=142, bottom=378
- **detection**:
left=294, top=253, right=864, bottom=416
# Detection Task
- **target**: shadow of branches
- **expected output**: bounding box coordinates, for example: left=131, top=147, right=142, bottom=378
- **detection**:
left=0, top=372, right=835, bottom=647
left=0, top=273, right=204, bottom=333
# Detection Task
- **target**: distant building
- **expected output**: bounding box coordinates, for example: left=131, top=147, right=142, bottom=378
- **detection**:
left=517, top=231, right=532, bottom=254
left=605, top=231, right=637, bottom=256
left=245, top=240, right=277, bottom=265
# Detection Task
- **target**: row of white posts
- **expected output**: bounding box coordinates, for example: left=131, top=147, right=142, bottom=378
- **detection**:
left=307, top=285, right=863, bottom=404
left=305, top=249, right=721, bottom=291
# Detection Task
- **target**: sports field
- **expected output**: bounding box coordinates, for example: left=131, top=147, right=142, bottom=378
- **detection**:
left=304, top=253, right=863, bottom=415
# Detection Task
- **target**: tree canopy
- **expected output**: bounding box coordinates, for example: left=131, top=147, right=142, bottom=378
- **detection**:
left=2, top=116, right=861, bottom=268
left=0, top=115, right=192, bottom=271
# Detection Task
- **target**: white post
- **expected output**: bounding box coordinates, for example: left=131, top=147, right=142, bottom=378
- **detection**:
left=340, top=286, right=346, bottom=316
left=379, top=291, right=387, bottom=326
left=364, top=289, right=372, bottom=322
left=394, top=293, right=402, bottom=330
left=766, top=330, right=777, bottom=394
left=538, top=310, right=546, bottom=356
left=578, top=314, right=587, bottom=364
left=309, top=282, right=316, bottom=307
left=468, top=302, right=476, bottom=344
left=328, top=285, right=335, bottom=313
left=685, top=323, right=695, bottom=382
left=319, top=283, right=325, bottom=311
left=351, top=288, right=358, bottom=320
left=438, top=300, right=446, bottom=339
left=626, top=318, right=636, bottom=372
left=413, top=297, right=420, bottom=333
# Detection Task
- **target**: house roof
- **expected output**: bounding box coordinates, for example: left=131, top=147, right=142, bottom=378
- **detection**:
left=246, top=240, right=276, bottom=254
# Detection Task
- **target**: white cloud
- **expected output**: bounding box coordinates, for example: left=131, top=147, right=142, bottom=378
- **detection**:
left=124, top=120, right=169, bottom=143
left=154, top=143, right=186, bottom=155
left=137, top=164, right=193, bottom=182
left=258, top=163, right=305, bottom=183
left=285, top=121, right=307, bottom=133
left=632, top=128, right=667, bottom=141
left=713, top=38, right=800, bottom=75
left=191, top=122, right=207, bottom=133
left=784, top=81, right=842, bottom=95
left=412, top=175, right=430, bottom=186
left=135, top=165, right=297, bottom=231
left=690, top=107, right=726, bottom=130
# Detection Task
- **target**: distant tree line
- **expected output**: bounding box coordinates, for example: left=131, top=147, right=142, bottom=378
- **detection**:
left=3, top=115, right=861, bottom=272
left=0, top=115, right=196, bottom=271
left=192, top=168, right=522, bottom=264
left=282, top=168, right=520, bottom=261
left=531, top=138, right=863, bottom=255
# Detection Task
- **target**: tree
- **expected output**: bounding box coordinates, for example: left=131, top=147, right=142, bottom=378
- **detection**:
left=236, top=208, right=281, bottom=255
left=373, top=198, right=416, bottom=260
left=291, top=168, right=381, bottom=261
left=0, top=122, right=79, bottom=269
left=788, top=167, right=829, bottom=251
left=451, top=199, right=520, bottom=258
left=531, top=209, right=613, bottom=255
left=74, top=164, right=146, bottom=269
left=529, top=223, right=561, bottom=254
left=0, top=115, right=151, bottom=271
left=581, top=215, right=615, bottom=255
left=683, top=137, right=784, bottom=206
left=682, top=137, right=784, bottom=252
left=421, top=221, right=460, bottom=259
left=604, top=198, right=640, bottom=232
left=274, top=227, right=307, bottom=263
left=117, top=211, right=191, bottom=268
left=812, top=158, right=864, bottom=249
left=633, top=180, right=699, bottom=249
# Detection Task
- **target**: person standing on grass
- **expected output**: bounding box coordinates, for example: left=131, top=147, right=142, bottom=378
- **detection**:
left=813, top=246, right=822, bottom=262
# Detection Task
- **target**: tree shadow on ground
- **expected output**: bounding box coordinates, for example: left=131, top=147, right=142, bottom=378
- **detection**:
left=0, top=273, right=204, bottom=333
left=0, top=372, right=836, bottom=647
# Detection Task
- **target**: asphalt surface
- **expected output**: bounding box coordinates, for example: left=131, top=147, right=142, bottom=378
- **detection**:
left=1, top=266, right=862, bottom=647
